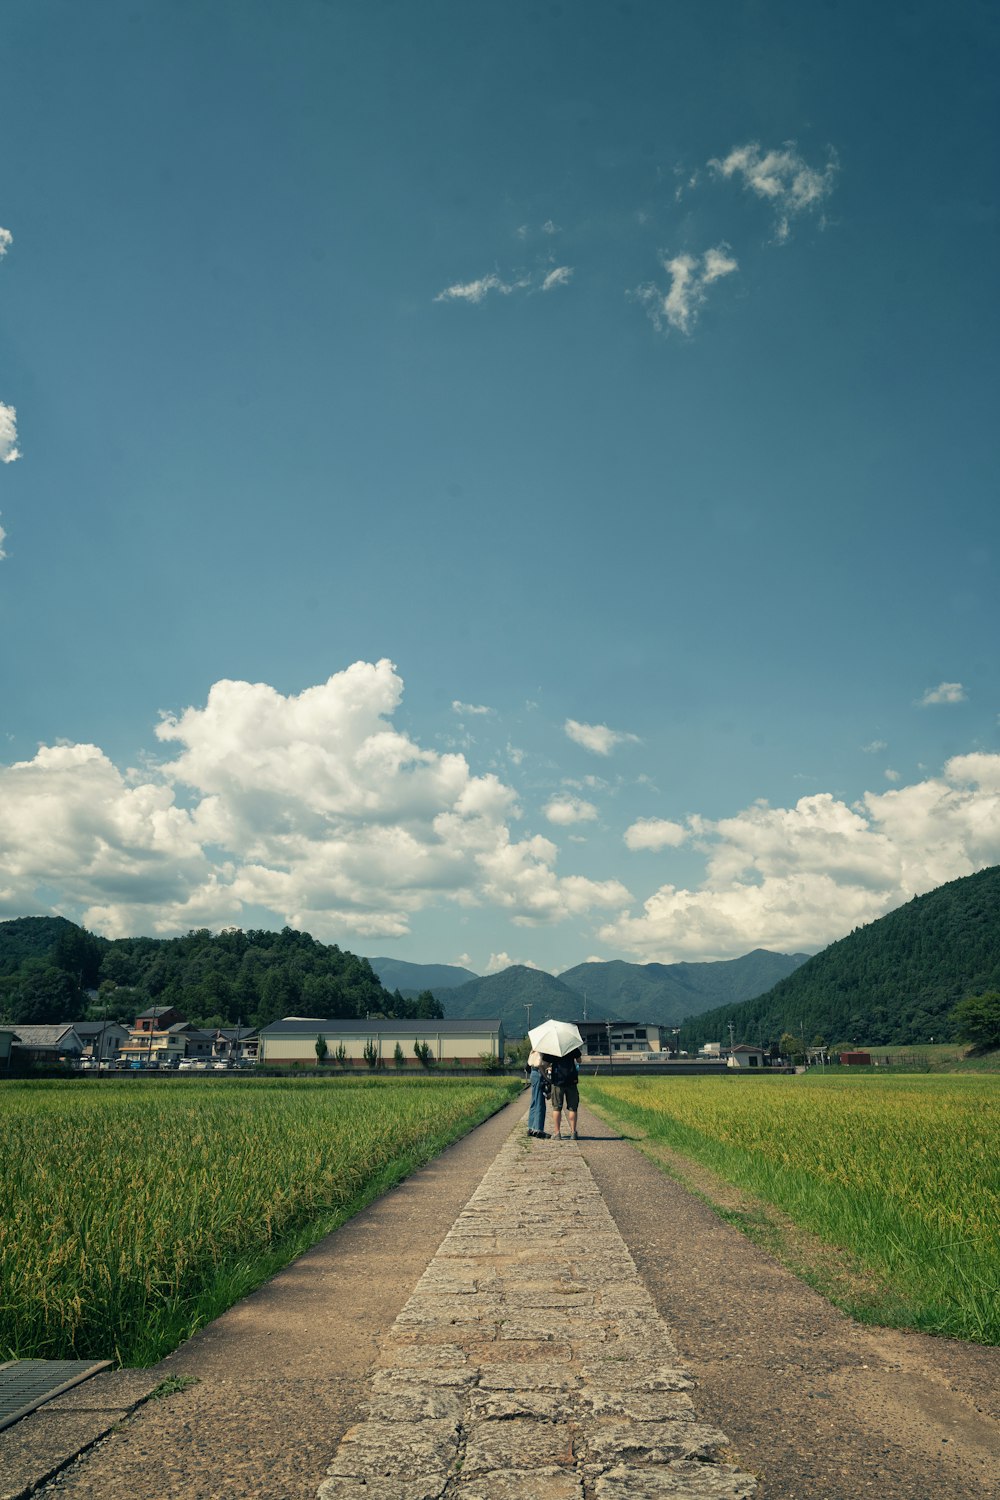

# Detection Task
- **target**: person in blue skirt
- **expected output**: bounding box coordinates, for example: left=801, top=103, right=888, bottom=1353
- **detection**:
left=525, top=1048, right=552, bottom=1137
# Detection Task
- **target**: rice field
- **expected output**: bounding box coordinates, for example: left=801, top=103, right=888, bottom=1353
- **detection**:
left=582, top=1073, right=1000, bottom=1344
left=0, top=1075, right=519, bottom=1366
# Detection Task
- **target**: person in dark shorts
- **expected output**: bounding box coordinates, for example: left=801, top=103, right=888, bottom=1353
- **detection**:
left=549, top=1048, right=581, bottom=1139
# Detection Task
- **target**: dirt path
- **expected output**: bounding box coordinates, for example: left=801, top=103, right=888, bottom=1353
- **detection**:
left=579, top=1105, right=999, bottom=1500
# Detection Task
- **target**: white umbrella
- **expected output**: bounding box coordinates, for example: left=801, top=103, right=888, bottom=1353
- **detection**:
left=528, top=1018, right=584, bottom=1057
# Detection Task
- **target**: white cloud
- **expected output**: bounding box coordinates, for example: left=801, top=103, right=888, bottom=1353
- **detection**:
left=0, top=661, right=631, bottom=941
left=862, top=740, right=888, bottom=753
left=485, top=951, right=542, bottom=973
left=434, top=273, right=527, bottom=304
left=710, top=140, right=838, bottom=242
left=0, top=403, right=20, bottom=464
left=0, top=518, right=5, bottom=560
left=602, top=754, right=1000, bottom=961
left=632, top=245, right=738, bottom=336
left=884, top=768, right=900, bottom=783
left=624, top=817, right=688, bottom=851
left=544, top=796, right=598, bottom=826
left=541, top=265, right=573, bottom=292
left=542, top=220, right=559, bottom=235
left=0, top=227, right=11, bottom=258
left=564, top=719, right=640, bottom=756
left=452, top=699, right=495, bottom=717
left=917, top=682, right=966, bottom=706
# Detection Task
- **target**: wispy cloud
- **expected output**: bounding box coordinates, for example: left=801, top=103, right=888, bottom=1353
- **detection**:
left=917, top=682, right=967, bottom=706
left=452, top=699, right=495, bottom=717
left=435, top=263, right=572, bottom=304
left=434, top=272, right=528, bottom=305
left=0, top=518, right=6, bottom=560
left=710, top=141, right=838, bottom=243
left=541, top=265, right=573, bottom=292
left=0, top=227, right=11, bottom=258
left=632, top=245, right=738, bottom=336
left=862, top=740, right=888, bottom=753
left=564, top=719, right=640, bottom=756
left=542, top=219, right=559, bottom=236
left=0, top=403, right=20, bottom=465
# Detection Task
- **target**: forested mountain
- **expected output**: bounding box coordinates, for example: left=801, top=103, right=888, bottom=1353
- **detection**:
left=558, top=950, right=809, bottom=1027
left=443, top=966, right=593, bottom=1037
left=368, top=957, right=478, bottom=993
left=679, top=865, right=1000, bottom=1050
left=0, top=919, right=438, bottom=1031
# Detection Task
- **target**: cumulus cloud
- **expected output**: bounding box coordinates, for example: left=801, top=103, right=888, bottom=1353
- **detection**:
left=601, top=754, right=1000, bottom=961
left=0, top=227, right=11, bottom=258
left=544, top=796, right=598, bottom=826
left=564, top=719, right=640, bottom=756
left=0, top=403, right=20, bottom=464
left=624, top=817, right=688, bottom=851
left=632, top=246, right=738, bottom=336
left=485, top=951, right=542, bottom=973
left=710, top=141, right=838, bottom=242
left=452, top=699, right=495, bottom=717
left=918, top=682, right=966, bottom=706
left=0, top=661, right=632, bottom=941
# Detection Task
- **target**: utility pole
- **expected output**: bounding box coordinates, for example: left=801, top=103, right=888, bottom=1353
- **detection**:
left=524, top=1002, right=532, bottom=1039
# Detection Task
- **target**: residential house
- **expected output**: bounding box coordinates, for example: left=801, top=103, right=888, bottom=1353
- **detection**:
left=74, top=1020, right=130, bottom=1066
left=214, top=1026, right=258, bottom=1062
left=10, top=1024, right=85, bottom=1065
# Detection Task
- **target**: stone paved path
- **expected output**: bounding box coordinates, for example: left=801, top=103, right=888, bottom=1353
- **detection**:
left=317, top=1127, right=758, bottom=1500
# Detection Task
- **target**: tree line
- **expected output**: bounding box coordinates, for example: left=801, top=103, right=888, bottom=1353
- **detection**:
left=0, top=918, right=443, bottom=1031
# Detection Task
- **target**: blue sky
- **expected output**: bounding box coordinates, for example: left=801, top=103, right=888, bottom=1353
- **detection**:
left=1, top=1, right=997, bottom=975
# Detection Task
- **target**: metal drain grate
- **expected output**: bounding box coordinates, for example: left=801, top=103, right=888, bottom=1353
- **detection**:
left=0, top=1359, right=112, bottom=1432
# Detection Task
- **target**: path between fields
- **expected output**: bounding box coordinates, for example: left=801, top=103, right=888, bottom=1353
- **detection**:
left=21, top=1098, right=1000, bottom=1500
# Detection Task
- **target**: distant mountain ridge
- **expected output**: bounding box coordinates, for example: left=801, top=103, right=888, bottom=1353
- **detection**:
left=367, top=958, right=478, bottom=993
left=558, top=950, right=810, bottom=1027
left=679, top=864, right=1000, bottom=1048
left=426, top=950, right=809, bottom=1037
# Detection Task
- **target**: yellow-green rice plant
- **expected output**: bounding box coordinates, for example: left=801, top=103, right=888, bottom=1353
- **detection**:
left=582, top=1074, right=1000, bottom=1343
left=0, top=1075, right=518, bottom=1365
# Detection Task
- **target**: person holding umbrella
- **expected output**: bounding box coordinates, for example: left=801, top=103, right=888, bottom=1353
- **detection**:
left=527, top=1019, right=584, bottom=1141
left=549, top=1047, right=581, bottom=1139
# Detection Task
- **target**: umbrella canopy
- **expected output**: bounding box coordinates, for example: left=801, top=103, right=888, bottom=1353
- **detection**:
left=528, top=1018, right=584, bottom=1057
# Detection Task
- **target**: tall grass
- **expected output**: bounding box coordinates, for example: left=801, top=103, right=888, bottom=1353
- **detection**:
left=0, top=1075, right=519, bottom=1365
left=583, top=1074, right=1000, bottom=1343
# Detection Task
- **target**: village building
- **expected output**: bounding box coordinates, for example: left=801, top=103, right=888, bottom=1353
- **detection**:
left=257, top=1016, right=504, bottom=1067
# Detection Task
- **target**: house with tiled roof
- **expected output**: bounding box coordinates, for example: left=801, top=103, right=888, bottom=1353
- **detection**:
left=10, top=1024, right=85, bottom=1063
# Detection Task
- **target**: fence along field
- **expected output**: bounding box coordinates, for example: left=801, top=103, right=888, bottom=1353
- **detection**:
left=582, top=1073, right=1000, bottom=1344
left=0, top=1075, right=520, bottom=1366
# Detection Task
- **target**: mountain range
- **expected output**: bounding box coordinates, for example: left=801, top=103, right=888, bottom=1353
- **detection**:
left=367, top=950, right=810, bottom=1038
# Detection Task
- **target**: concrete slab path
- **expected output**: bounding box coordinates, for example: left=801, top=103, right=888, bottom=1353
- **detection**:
left=317, top=1124, right=756, bottom=1500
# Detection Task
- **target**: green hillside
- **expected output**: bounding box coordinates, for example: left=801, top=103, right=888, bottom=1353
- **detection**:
left=558, top=949, right=809, bottom=1027
left=679, top=865, right=1000, bottom=1050
left=443, top=965, right=595, bottom=1037
left=0, top=919, right=429, bottom=1031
